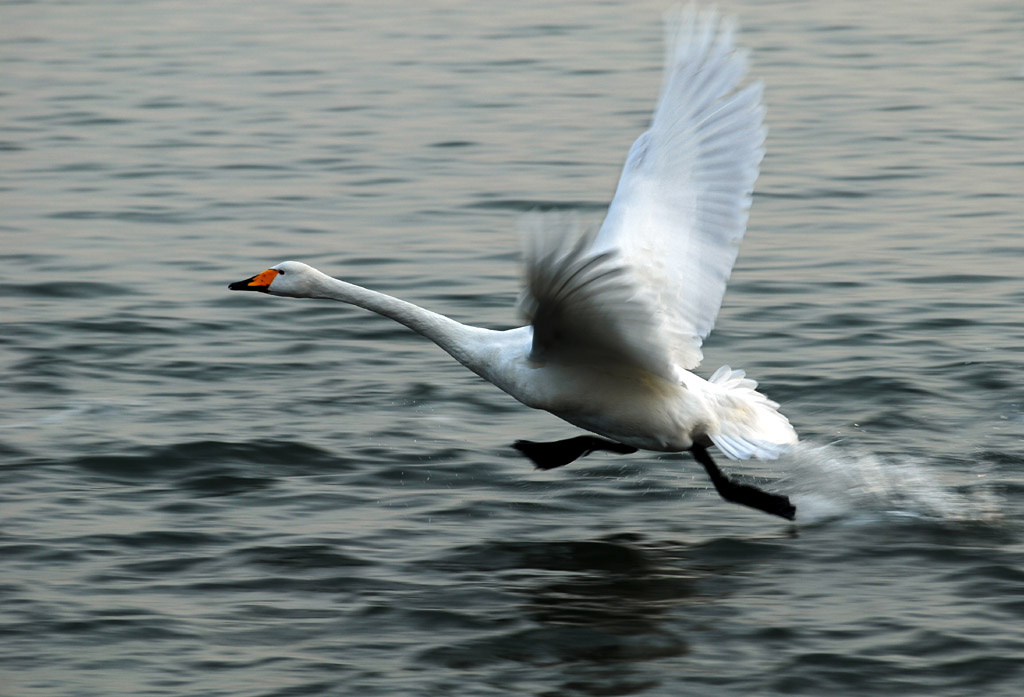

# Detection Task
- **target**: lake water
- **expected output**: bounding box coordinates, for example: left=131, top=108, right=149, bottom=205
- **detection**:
left=3, top=1, right=1023, bottom=695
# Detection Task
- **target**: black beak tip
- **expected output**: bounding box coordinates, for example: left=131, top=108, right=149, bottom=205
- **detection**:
left=228, top=276, right=268, bottom=292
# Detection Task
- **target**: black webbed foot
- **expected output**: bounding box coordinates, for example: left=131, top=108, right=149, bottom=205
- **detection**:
left=514, top=436, right=638, bottom=470
left=690, top=443, right=796, bottom=521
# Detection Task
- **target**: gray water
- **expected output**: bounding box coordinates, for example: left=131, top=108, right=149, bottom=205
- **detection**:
left=3, top=1, right=1023, bottom=695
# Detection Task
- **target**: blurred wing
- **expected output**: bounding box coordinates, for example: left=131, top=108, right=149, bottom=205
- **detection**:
left=591, top=7, right=766, bottom=370
left=518, top=214, right=676, bottom=380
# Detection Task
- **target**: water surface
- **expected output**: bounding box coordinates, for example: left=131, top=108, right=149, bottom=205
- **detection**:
left=2, top=1, right=1023, bottom=695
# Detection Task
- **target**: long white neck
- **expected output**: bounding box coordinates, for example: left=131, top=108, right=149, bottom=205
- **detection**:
left=297, top=268, right=502, bottom=374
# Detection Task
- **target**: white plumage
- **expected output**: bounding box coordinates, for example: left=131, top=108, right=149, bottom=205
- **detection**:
left=590, top=7, right=765, bottom=374
left=230, top=7, right=798, bottom=517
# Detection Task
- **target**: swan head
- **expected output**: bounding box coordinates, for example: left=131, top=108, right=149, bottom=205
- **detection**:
left=228, top=260, right=321, bottom=297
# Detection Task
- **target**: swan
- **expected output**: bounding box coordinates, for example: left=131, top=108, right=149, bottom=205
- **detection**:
left=230, top=7, right=798, bottom=520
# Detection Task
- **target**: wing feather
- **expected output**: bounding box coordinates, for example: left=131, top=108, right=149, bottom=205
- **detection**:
left=519, top=7, right=765, bottom=378
left=518, top=215, right=676, bottom=378
left=592, top=7, right=766, bottom=370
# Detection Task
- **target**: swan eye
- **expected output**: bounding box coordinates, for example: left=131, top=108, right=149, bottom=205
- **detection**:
left=277, top=269, right=286, bottom=275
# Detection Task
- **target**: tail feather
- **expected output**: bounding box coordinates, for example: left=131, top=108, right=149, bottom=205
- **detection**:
left=705, top=366, right=797, bottom=460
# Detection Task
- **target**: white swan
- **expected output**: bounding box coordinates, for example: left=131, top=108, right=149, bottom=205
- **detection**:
left=230, top=7, right=798, bottom=519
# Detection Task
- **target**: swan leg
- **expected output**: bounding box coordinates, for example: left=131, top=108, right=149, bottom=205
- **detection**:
left=690, top=444, right=796, bottom=521
left=514, top=436, right=638, bottom=470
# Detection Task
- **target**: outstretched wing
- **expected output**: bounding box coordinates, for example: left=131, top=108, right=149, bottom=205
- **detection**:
left=519, top=8, right=765, bottom=380
left=591, top=6, right=766, bottom=370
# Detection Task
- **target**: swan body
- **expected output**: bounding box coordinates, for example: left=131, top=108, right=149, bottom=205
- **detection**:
left=230, top=7, right=799, bottom=517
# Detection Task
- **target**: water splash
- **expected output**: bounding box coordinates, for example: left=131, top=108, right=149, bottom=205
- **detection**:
left=778, top=442, right=1001, bottom=525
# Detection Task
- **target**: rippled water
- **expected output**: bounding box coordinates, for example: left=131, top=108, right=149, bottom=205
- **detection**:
left=3, top=1, right=1023, bottom=695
